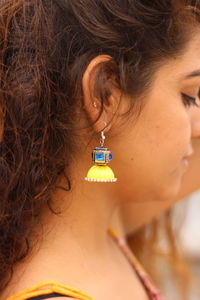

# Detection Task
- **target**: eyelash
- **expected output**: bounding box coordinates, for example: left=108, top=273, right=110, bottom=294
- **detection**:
left=181, top=90, right=200, bottom=108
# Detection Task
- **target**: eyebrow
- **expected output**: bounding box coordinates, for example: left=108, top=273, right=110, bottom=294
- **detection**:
left=184, top=69, right=200, bottom=79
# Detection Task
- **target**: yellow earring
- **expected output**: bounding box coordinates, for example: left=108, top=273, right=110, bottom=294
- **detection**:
left=84, top=124, right=117, bottom=182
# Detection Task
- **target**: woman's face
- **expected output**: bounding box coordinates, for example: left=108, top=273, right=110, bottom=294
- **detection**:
left=108, top=33, right=200, bottom=204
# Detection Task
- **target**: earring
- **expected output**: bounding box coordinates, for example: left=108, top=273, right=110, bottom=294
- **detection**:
left=84, top=123, right=117, bottom=182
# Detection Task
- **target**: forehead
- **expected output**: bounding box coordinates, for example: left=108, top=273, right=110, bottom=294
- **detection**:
left=177, top=33, right=200, bottom=80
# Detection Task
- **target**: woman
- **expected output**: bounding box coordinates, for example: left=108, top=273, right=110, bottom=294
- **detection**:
left=1, top=1, right=200, bottom=299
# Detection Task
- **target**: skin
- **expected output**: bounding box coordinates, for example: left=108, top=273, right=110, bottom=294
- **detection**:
left=112, top=53, right=200, bottom=237
left=2, top=34, right=200, bottom=300
left=111, top=138, right=200, bottom=238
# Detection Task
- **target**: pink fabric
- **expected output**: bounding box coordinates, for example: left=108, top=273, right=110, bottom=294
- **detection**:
left=108, top=227, right=168, bottom=300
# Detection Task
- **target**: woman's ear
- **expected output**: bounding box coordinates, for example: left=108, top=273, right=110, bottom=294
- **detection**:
left=82, top=55, right=121, bottom=134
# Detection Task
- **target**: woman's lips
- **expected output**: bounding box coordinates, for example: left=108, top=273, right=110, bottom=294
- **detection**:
left=181, top=157, right=189, bottom=168
left=181, top=148, right=194, bottom=167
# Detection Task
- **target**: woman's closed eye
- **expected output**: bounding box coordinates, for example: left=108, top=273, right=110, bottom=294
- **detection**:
left=181, top=89, right=200, bottom=108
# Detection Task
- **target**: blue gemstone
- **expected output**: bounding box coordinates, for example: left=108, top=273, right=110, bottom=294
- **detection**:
left=109, top=153, right=113, bottom=160
left=95, top=152, right=104, bottom=161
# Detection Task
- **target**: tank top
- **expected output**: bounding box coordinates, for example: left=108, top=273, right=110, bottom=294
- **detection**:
left=6, top=227, right=167, bottom=300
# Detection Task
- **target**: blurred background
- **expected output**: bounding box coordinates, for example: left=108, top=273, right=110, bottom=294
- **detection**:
left=163, top=190, right=200, bottom=300
left=179, top=191, right=200, bottom=277
left=178, top=190, right=200, bottom=300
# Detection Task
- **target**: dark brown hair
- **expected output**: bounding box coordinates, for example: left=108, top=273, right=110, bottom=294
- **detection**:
left=0, top=0, right=200, bottom=294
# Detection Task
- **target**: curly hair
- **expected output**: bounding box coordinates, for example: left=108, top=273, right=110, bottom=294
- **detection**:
left=0, top=0, right=200, bottom=294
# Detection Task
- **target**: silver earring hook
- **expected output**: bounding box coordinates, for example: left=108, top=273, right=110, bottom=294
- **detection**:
left=100, top=121, right=107, bottom=147
left=100, top=131, right=105, bottom=147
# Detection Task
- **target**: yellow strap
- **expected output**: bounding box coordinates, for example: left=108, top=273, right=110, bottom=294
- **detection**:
left=6, top=281, right=94, bottom=300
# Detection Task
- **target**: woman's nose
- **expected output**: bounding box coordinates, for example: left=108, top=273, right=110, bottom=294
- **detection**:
left=191, top=105, right=200, bottom=139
